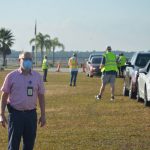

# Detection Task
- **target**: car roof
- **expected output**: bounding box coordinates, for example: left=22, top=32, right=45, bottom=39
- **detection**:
left=134, top=51, right=150, bottom=55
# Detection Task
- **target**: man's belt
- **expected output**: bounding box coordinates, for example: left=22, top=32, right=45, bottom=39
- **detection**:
left=7, top=104, right=36, bottom=113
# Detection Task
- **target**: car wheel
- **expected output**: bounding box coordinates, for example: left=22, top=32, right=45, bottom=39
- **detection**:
left=144, top=86, right=150, bottom=106
left=136, top=84, right=142, bottom=102
left=89, top=72, right=93, bottom=77
left=86, top=72, right=89, bottom=77
left=129, top=82, right=136, bottom=99
left=123, top=85, right=129, bottom=96
left=85, top=70, right=89, bottom=77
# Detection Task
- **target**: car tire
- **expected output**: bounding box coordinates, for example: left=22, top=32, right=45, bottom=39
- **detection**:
left=136, top=84, right=142, bottom=102
left=89, top=72, right=93, bottom=78
left=129, top=82, right=136, bottom=99
left=144, top=86, right=150, bottom=106
left=123, top=85, right=129, bottom=96
left=86, top=72, right=89, bottom=77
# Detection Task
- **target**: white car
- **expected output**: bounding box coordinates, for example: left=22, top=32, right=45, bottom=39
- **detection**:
left=137, top=60, right=150, bottom=106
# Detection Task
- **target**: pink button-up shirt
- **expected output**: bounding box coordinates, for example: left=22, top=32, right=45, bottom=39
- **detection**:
left=1, top=69, right=45, bottom=110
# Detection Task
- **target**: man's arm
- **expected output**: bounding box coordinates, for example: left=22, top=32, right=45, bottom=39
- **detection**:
left=38, top=93, right=46, bottom=127
left=100, top=56, right=105, bottom=70
left=0, top=92, right=9, bottom=128
left=68, top=58, right=71, bottom=66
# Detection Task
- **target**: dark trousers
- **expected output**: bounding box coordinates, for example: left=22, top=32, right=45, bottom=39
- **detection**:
left=7, top=106, right=37, bottom=150
left=70, top=71, right=78, bottom=86
left=118, top=66, right=125, bottom=77
left=43, top=69, right=48, bottom=81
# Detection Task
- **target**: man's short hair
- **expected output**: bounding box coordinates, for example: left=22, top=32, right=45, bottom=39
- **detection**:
left=106, top=46, right=112, bottom=51
left=19, top=52, right=32, bottom=60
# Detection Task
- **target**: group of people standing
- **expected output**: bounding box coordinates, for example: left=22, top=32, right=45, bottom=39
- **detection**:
left=41, top=53, right=79, bottom=86
left=0, top=47, right=126, bottom=150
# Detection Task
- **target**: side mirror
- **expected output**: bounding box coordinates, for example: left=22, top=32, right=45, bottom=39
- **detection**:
left=125, top=62, right=134, bottom=68
left=126, top=62, right=131, bottom=66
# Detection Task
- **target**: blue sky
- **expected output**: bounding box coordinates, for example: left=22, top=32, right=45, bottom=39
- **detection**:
left=0, top=0, right=150, bottom=52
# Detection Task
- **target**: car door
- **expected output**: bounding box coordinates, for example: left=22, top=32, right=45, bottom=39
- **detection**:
left=124, top=66, right=134, bottom=89
left=138, top=73, right=146, bottom=98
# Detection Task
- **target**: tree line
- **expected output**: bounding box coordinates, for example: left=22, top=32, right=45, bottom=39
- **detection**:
left=0, top=28, right=65, bottom=66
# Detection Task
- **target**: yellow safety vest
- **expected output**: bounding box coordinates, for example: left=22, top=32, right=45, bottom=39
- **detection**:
left=42, top=58, right=48, bottom=69
left=69, top=57, right=78, bottom=69
left=101, top=52, right=118, bottom=72
left=119, top=55, right=126, bottom=67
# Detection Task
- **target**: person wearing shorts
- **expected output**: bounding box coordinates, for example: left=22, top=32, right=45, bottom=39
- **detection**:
left=95, top=46, right=118, bottom=101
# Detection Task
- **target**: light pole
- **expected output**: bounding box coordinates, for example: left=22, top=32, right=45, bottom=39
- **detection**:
left=34, top=20, right=37, bottom=67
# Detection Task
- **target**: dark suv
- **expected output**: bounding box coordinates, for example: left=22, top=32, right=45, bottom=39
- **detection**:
left=123, top=52, right=150, bottom=99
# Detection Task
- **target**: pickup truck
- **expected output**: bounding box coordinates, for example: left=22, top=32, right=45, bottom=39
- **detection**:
left=123, top=52, right=150, bottom=99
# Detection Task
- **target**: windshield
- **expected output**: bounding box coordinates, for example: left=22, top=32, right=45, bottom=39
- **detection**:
left=135, top=54, right=150, bottom=67
left=89, top=55, right=102, bottom=61
left=92, top=57, right=102, bottom=64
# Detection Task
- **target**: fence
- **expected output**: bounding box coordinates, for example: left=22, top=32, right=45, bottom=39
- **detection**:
left=0, top=56, right=88, bottom=68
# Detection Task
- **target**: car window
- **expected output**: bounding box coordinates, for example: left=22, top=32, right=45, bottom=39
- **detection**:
left=147, top=63, right=150, bottom=72
left=135, top=54, right=150, bottom=67
left=91, top=57, right=102, bottom=64
left=130, top=53, right=137, bottom=64
left=89, top=55, right=102, bottom=61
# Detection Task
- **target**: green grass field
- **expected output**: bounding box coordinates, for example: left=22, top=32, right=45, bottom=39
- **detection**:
left=0, top=71, right=150, bottom=150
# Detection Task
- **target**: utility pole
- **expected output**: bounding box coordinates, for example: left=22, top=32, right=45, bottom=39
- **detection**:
left=34, top=20, right=37, bottom=67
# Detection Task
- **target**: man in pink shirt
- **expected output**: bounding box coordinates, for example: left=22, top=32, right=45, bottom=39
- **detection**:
left=0, top=52, right=46, bottom=150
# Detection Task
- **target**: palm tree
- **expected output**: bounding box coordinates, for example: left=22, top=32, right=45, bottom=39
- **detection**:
left=51, top=37, right=65, bottom=65
left=30, top=33, right=51, bottom=65
left=0, top=28, right=15, bottom=66
left=45, top=39, right=52, bottom=56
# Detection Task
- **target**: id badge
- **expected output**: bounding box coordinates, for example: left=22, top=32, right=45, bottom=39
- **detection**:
left=27, top=86, right=33, bottom=96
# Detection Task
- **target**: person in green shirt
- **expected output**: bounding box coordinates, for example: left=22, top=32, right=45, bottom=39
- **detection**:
left=95, top=46, right=118, bottom=101
left=118, top=53, right=127, bottom=78
left=42, top=55, right=49, bottom=82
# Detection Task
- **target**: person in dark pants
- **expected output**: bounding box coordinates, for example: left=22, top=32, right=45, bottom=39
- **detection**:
left=70, top=71, right=78, bottom=86
left=0, top=52, right=46, bottom=150
left=68, top=53, right=78, bottom=86
left=42, top=55, right=49, bottom=82
left=118, top=53, right=127, bottom=77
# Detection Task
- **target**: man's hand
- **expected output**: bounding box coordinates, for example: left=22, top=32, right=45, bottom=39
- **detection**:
left=0, top=114, right=7, bottom=128
left=38, top=115, right=46, bottom=127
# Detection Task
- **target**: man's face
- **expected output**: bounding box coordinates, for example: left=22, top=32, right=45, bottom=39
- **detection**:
left=20, top=53, right=32, bottom=70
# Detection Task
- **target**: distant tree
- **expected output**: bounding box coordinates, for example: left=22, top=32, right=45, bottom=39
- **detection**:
left=51, top=37, right=65, bottom=65
left=30, top=32, right=51, bottom=64
left=0, top=28, right=15, bottom=66
left=45, top=39, right=52, bottom=56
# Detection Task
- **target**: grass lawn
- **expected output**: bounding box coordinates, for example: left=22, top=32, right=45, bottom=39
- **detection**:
left=0, top=71, right=150, bottom=150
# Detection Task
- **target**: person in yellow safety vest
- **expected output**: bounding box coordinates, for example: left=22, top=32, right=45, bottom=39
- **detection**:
left=68, top=53, right=78, bottom=86
left=118, top=53, right=127, bottom=78
left=42, top=55, right=49, bottom=82
left=95, top=46, right=118, bottom=101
